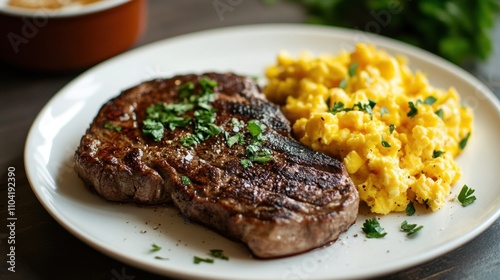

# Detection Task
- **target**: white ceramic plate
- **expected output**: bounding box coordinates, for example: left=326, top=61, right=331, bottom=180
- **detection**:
left=24, top=24, right=500, bottom=280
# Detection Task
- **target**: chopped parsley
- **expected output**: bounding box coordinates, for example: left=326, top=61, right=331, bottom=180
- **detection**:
left=142, top=118, right=165, bottom=142
left=247, top=147, right=272, bottom=164
left=151, top=243, right=162, bottom=252
left=338, top=77, right=348, bottom=89
left=154, top=256, right=169, bottom=260
left=406, top=202, right=416, bottom=216
left=355, top=99, right=376, bottom=118
left=142, top=79, right=274, bottom=168
left=180, top=109, right=222, bottom=147
left=457, top=185, right=476, bottom=207
left=247, top=119, right=264, bottom=138
left=407, top=101, right=418, bottom=117
left=240, top=159, right=252, bottom=168
left=329, top=101, right=346, bottom=114
left=223, top=118, right=274, bottom=168
left=194, top=256, right=214, bottom=264
left=400, top=221, right=423, bottom=236
left=142, top=77, right=220, bottom=144
left=193, top=249, right=229, bottom=264
left=180, top=134, right=201, bottom=147
left=181, top=176, right=191, bottom=186
left=104, top=123, right=122, bottom=132
left=226, top=132, right=244, bottom=148
left=209, top=249, right=229, bottom=260
left=241, top=120, right=272, bottom=167
left=435, top=108, right=444, bottom=120
left=459, top=132, right=471, bottom=150
left=423, top=96, right=437, bottom=105
left=348, top=62, right=359, bottom=77
left=381, top=136, right=391, bottom=148
left=329, top=99, right=376, bottom=118
left=389, top=124, right=395, bottom=134
left=407, top=97, right=438, bottom=118
left=362, top=218, right=387, bottom=238
left=178, top=81, right=195, bottom=98
left=432, top=150, right=445, bottom=158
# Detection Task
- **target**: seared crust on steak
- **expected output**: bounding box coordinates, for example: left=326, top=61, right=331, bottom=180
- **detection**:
left=74, top=73, right=359, bottom=258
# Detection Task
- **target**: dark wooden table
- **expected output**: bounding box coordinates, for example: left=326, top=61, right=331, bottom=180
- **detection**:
left=1, top=1, right=499, bottom=279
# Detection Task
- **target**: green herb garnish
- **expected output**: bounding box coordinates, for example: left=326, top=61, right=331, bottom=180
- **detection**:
left=407, top=101, right=418, bottom=117
left=247, top=119, right=264, bottom=138
left=248, top=148, right=272, bottom=164
left=240, top=159, right=252, bottom=168
left=435, top=108, right=444, bottom=120
left=389, top=124, right=395, bottom=134
left=226, top=132, right=244, bottom=148
left=180, top=108, right=222, bottom=146
left=143, top=78, right=220, bottom=144
left=355, top=99, right=376, bottom=118
left=406, top=202, right=416, bottom=216
left=423, top=96, right=437, bottom=105
left=459, top=132, right=471, bottom=150
left=362, top=218, right=387, bottom=238
left=154, top=256, right=169, bottom=260
left=194, top=256, right=214, bottom=264
left=178, top=81, right=195, bottom=98
left=432, top=150, right=445, bottom=158
left=329, top=101, right=345, bottom=114
left=401, top=221, right=423, bottom=236
left=457, top=184, right=476, bottom=207
left=142, top=103, right=191, bottom=141
left=166, top=102, right=195, bottom=115
left=180, top=134, right=201, bottom=147
left=209, top=249, right=229, bottom=260
left=151, top=243, right=162, bottom=252
left=338, top=77, right=348, bottom=89
left=238, top=120, right=273, bottom=168
left=142, top=118, right=165, bottom=142
left=329, top=99, right=376, bottom=117
left=181, top=176, right=191, bottom=186
left=104, top=123, right=122, bottom=132
left=381, top=136, right=391, bottom=148
left=199, top=77, right=218, bottom=93
left=348, top=62, right=358, bottom=77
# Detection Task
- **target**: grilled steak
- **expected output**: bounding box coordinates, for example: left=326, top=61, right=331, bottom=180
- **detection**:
left=74, top=73, right=359, bottom=258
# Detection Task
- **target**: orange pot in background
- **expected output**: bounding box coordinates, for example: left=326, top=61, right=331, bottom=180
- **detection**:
left=0, top=0, right=147, bottom=72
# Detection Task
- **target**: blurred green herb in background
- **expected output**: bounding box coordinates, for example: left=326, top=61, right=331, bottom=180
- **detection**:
left=265, top=0, right=500, bottom=65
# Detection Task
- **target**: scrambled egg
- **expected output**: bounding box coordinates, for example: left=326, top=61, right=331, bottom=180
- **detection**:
left=264, top=44, right=473, bottom=214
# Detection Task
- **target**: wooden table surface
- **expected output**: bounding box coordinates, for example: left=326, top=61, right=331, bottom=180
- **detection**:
left=1, top=1, right=499, bottom=279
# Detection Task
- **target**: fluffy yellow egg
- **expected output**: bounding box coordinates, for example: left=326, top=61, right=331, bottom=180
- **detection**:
left=264, top=43, right=473, bottom=214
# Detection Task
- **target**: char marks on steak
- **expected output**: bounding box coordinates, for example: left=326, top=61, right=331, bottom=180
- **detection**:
left=74, top=73, right=359, bottom=258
